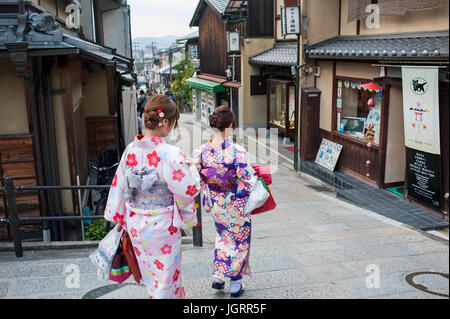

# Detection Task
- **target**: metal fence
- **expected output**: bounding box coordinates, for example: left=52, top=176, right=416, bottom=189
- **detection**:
left=0, top=176, right=203, bottom=258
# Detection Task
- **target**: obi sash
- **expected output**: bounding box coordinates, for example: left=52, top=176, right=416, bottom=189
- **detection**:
left=200, top=167, right=237, bottom=193
left=129, top=181, right=174, bottom=210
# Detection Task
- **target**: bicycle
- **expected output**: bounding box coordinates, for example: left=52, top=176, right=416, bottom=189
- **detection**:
left=90, top=149, right=120, bottom=233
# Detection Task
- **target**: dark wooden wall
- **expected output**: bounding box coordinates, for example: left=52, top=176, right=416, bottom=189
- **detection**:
left=86, top=116, right=119, bottom=161
left=247, top=0, right=274, bottom=37
left=199, top=5, right=227, bottom=77
left=0, top=136, right=40, bottom=240
left=320, top=129, right=379, bottom=184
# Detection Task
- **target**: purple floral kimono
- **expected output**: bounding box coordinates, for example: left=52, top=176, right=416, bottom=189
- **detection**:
left=200, top=137, right=258, bottom=281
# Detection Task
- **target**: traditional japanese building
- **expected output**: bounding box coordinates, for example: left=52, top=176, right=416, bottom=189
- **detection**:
left=187, top=0, right=276, bottom=129
left=0, top=0, right=136, bottom=241
left=297, top=0, right=449, bottom=220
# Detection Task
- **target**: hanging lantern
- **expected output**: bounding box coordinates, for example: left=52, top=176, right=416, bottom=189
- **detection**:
left=361, top=82, right=381, bottom=91
left=344, top=80, right=350, bottom=88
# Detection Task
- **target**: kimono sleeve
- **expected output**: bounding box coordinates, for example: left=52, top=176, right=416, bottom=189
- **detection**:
left=163, top=148, right=201, bottom=229
left=104, top=149, right=128, bottom=231
left=234, top=146, right=258, bottom=198
left=232, top=145, right=258, bottom=215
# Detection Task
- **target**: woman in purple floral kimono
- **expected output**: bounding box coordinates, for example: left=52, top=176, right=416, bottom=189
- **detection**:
left=199, top=106, right=258, bottom=297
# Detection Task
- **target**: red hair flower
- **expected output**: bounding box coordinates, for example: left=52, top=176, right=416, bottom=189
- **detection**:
left=156, top=108, right=165, bottom=118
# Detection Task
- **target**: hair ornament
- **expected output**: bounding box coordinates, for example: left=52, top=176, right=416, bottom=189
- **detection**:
left=156, top=108, right=165, bottom=118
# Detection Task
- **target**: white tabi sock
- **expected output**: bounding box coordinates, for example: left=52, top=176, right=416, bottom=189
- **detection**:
left=214, top=279, right=225, bottom=285
left=230, top=280, right=242, bottom=294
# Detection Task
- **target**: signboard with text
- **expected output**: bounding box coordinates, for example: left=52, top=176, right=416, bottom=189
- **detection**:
left=402, top=66, right=442, bottom=209
left=226, top=32, right=240, bottom=52
left=281, top=6, right=301, bottom=35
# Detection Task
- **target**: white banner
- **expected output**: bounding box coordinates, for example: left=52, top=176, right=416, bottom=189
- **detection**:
left=401, top=66, right=440, bottom=155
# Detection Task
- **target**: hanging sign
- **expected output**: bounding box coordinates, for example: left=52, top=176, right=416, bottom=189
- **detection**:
left=402, top=66, right=442, bottom=209
left=226, top=32, right=240, bottom=52
left=189, top=45, right=198, bottom=60
left=281, top=6, right=301, bottom=35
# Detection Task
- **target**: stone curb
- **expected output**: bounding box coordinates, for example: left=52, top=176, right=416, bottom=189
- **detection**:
left=0, top=236, right=194, bottom=252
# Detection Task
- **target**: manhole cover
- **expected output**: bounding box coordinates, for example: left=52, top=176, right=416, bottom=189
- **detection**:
left=405, top=272, right=449, bottom=298
left=82, top=283, right=147, bottom=299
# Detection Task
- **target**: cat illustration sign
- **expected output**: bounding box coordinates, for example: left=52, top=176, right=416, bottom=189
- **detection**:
left=410, top=77, right=428, bottom=95
left=402, top=66, right=442, bottom=209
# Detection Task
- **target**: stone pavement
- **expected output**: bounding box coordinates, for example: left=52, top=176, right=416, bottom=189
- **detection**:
left=0, top=114, right=448, bottom=299
left=0, top=161, right=448, bottom=299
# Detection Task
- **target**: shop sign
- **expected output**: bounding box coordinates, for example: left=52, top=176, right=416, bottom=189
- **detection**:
left=315, top=139, right=343, bottom=172
left=402, top=66, right=442, bottom=209
left=226, top=32, right=240, bottom=52
left=281, top=6, right=301, bottom=35
left=190, top=45, right=198, bottom=60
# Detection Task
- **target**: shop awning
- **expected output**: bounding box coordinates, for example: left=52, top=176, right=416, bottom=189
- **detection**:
left=197, top=74, right=228, bottom=83
left=186, top=77, right=227, bottom=93
left=224, top=81, right=242, bottom=88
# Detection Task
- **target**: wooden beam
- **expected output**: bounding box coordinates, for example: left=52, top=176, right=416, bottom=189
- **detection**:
left=377, top=79, right=390, bottom=188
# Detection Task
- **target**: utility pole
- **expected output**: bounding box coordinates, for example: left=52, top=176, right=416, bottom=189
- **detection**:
left=169, top=47, right=173, bottom=84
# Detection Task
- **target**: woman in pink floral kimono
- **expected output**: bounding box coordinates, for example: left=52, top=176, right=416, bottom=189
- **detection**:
left=199, top=106, right=258, bottom=297
left=104, top=94, right=200, bottom=299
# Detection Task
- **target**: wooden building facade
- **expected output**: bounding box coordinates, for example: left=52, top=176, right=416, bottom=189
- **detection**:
left=0, top=0, right=134, bottom=241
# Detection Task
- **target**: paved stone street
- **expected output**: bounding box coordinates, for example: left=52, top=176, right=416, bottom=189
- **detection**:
left=0, top=114, right=448, bottom=299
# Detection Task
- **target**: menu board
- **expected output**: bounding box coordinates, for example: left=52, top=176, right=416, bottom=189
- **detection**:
left=315, top=138, right=343, bottom=172
left=406, top=148, right=442, bottom=209
left=402, top=66, right=442, bottom=209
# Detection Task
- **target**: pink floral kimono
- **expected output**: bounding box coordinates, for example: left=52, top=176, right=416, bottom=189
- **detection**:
left=104, top=135, right=200, bottom=299
left=200, top=137, right=258, bottom=282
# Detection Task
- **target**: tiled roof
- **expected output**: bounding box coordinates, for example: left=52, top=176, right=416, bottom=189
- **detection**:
left=190, top=0, right=231, bottom=26
left=249, top=43, right=297, bottom=66
left=176, top=30, right=199, bottom=42
left=306, top=31, right=449, bottom=60
left=207, top=0, right=231, bottom=14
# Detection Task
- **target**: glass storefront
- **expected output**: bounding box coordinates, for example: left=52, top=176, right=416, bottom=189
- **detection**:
left=269, top=83, right=286, bottom=128
left=336, top=78, right=383, bottom=145
left=267, top=79, right=295, bottom=136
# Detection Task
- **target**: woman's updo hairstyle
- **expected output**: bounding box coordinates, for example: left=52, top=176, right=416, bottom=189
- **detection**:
left=209, top=105, right=236, bottom=131
left=143, top=94, right=180, bottom=130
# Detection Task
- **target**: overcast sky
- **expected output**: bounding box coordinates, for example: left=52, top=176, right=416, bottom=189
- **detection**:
left=129, top=0, right=200, bottom=38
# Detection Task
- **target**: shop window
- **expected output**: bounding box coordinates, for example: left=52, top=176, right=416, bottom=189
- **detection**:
left=336, top=78, right=383, bottom=145
left=269, top=83, right=286, bottom=128
left=268, top=80, right=295, bottom=130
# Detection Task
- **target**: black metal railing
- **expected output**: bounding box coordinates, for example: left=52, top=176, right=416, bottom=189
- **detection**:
left=0, top=176, right=203, bottom=258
